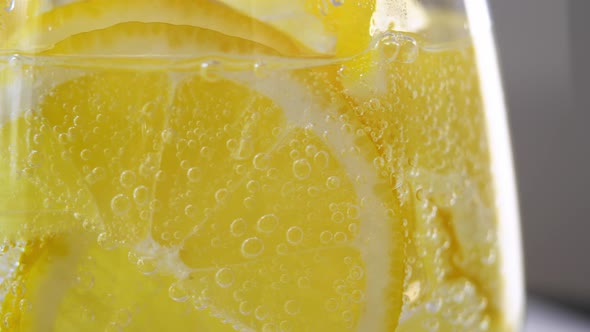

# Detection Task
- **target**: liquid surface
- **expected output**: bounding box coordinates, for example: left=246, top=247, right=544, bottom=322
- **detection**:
left=0, top=1, right=512, bottom=331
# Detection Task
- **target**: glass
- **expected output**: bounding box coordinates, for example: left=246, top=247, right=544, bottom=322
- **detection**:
left=0, top=0, right=523, bottom=331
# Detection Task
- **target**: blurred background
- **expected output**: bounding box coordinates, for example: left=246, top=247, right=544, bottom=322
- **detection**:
left=488, top=0, right=590, bottom=330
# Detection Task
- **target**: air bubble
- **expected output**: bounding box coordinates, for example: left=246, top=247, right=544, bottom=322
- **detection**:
left=76, top=270, right=95, bottom=291
left=334, top=232, right=348, bottom=243
left=184, top=204, right=196, bottom=217
left=313, top=151, right=329, bottom=168
left=187, top=167, right=201, bottom=182
left=351, top=290, right=365, bottom=303
left=241, top=237, right=264, bottom=258
left=111, top=194, right=130, bottom=215
left=230, top=218, right=246, bottom=237
left=214, top=188, right=228, bottom=203
left=286, top=226, right=304, bottom=245
left=257, top=214, right=279, bottom=233
left=297, top=276, right=310, bottom=289
left=80, top=149, right=91, bottom=161
left=114, top=309, right=132, bottom=327
left=368, top=98, right=381, bottom=111
left=331, top=211, right=344, bottom=223
left=18, top=299, right=32, bottom=312
left=325, top=298, right=339, bottom=312
left=276, top=243, right=288, bottom=255
left=292, top=159, right=312, bottom=180
left=215, top=267, right=235, bottom=288
left=284, top=299, right=300, bottom=315
left=161, top=128, right=176, bottom=144
left=349, top=265, right=364, bottom=280
left=232, top=139, right=254, bottom=160
left=169, top=281, right=190, bottom=302
left=133, top=185, right=149, bottom=205
left=193, top=295, right=208, bottom=311
left=326, top=176, right=341, bottom=190
left=254, top=305, right=268, bottom=321
left=239, top=301, right=252, bottom=315
left=280, top=320, right=293, bottom=332
left=97, top=232, right=117, bottom=250
left=378, top=33, right=400, bottom=62
left=262, top=323, right=277, bottom=332
left=27, top=150, right=41, bottom=167
left=137, top=257, right=157, bottom=275
left=320, top=231, right=333, bottom=244
left=246, top=180, right=260, bottom=193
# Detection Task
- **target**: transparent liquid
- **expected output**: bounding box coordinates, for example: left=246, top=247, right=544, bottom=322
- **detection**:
left=0, top=11, right=512, bottom=332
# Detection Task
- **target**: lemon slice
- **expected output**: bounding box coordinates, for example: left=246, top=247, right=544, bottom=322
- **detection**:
left=2, top=0, right=313, bottom=55
left=0, top=20, right=404, bottom=331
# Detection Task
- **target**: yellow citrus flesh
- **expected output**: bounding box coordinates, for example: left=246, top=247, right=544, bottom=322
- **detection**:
left=0, top=1, right=508, bottom=331
left=0, top=17, right=403, bottom=331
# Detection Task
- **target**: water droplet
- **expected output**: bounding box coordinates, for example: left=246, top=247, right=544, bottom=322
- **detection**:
left=286, top=226, right=304, bottom=245
left=257, top=214, right=279, bottom=233
left=97, top=232, right=117, bottom=250
left=169, top=281, right=190, bottom=302
left=241, top=237, right=264, bottom=258
left=292, top=159, right=312, bottom=180
left=133, top=185, right=149, bottom=205
left=111, top=194, right=130, bottom=215
left=215, top=268, right=235, bottom=288
left=230, top=218, right=246, bottom=237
